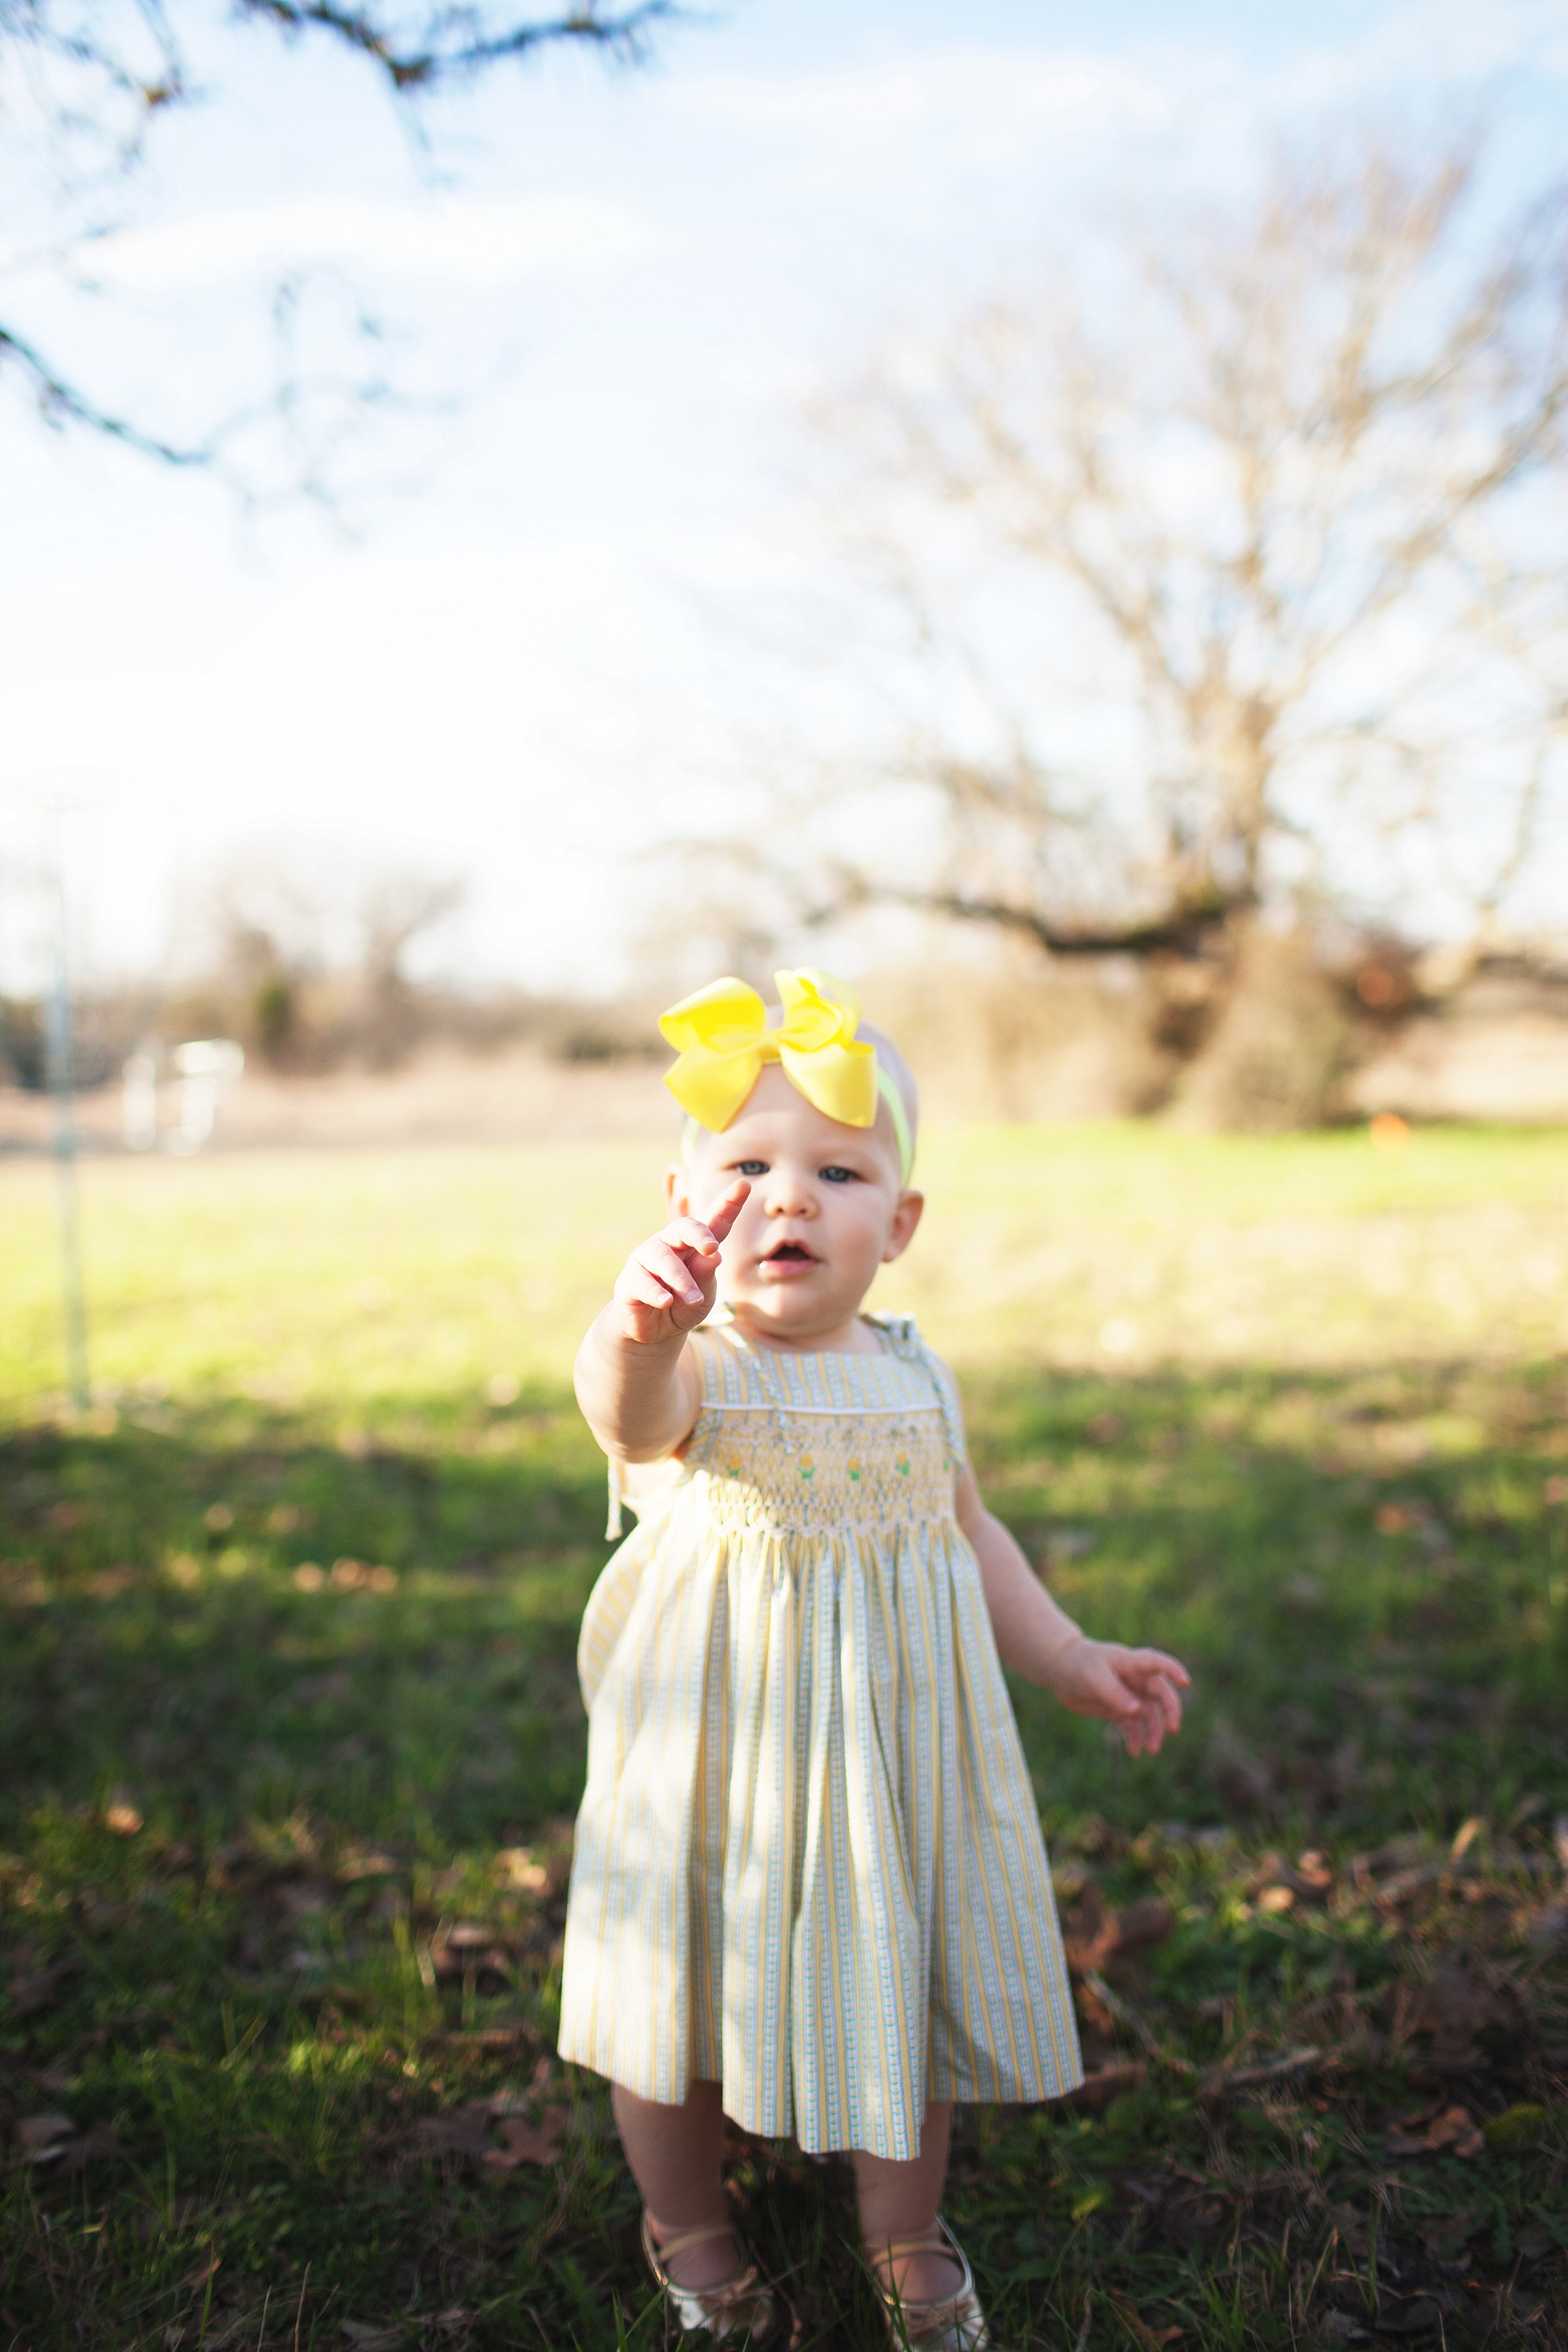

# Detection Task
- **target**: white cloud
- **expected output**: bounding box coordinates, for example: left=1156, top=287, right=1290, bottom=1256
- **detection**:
left=79, top=192, right=662, bottom=296
left=672, top=47, right=1183, bottom=154
left=668, top=9, right=1568, bottom=185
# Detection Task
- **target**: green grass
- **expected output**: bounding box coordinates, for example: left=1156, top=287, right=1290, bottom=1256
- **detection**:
left=1, top=1124, right=1566, bottom=2349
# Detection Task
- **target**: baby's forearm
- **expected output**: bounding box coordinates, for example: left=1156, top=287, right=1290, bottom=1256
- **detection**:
left=574, top=1311, right=696, bottom=1463
left=961, top=1500, right=1085, bottom=1689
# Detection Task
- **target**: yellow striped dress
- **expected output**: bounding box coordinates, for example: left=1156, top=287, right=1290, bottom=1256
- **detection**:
left=557, top=1311, right=1082, bottom=2162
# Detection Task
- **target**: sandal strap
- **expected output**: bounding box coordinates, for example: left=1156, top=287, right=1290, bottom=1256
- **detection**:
left=867, top=2216, right=975, bottom=2306
left=650, top=2220, right=743, bottom=2267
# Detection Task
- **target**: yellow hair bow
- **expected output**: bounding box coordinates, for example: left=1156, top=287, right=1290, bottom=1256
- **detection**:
left=660, top=967, right=878, bottom=1136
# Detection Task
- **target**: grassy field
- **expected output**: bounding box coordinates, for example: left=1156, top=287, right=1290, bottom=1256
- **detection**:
left=1, top=1123, right=1566, bottom=2350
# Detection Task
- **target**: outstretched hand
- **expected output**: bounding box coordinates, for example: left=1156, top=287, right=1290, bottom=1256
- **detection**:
left=610, top=1181, right=751, bottom=1347
left=1047, top=1638, right=1190, bottom=1756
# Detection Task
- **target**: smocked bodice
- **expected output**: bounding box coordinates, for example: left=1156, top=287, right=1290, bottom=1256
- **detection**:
left=676, top=1313, right=966, bottom=1540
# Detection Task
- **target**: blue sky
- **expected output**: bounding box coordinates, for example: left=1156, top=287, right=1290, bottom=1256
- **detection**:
left=1, top=0, right=1565, bottom=995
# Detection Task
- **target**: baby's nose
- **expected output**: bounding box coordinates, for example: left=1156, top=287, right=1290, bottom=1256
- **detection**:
left=764, top=1170, right=815, bottom=1216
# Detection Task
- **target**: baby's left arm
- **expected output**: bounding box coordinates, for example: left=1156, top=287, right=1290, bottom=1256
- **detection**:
left=954, top=1465, right=1189, bottom=1757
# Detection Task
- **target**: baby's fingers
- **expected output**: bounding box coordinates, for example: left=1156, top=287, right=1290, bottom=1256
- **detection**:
left=1120, top=1674, right=1183, bottom=1751
left=638, top=1238, right=707, bottom=1307
left=1122, top=1653, right=1189, bottom=1730
left=660, top=1214, right=722, bottom=1261
left=1123, top=1647, right=1191, bottom=1689
left=616, top=1244, right=699, bottom=1315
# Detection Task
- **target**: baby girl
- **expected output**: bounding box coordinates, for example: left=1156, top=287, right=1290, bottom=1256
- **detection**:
left=559, top=970, right=1187, bottom=2349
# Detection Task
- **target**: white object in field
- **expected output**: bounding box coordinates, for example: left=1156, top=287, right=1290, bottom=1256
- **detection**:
left=168, top=1039, right=245, bottom=1154
left=122, top=1054, right=159, bottom=1151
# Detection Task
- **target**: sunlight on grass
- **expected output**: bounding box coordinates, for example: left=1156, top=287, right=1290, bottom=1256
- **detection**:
left=1, top=1124, right=1565, bottom=2348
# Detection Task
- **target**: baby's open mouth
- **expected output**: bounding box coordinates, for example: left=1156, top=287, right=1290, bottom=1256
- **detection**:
left=763, top=1241, right=818, bottom=1264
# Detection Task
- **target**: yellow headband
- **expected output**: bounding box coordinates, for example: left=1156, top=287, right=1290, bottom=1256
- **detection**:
left=659, top=968, right=914, bottom=1184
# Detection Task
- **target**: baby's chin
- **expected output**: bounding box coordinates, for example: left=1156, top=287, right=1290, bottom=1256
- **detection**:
left=723, top=1272, right=862, bottom=1329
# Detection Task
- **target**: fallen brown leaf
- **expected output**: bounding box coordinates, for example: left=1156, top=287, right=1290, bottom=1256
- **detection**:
left=483, top=2104, right=569, bottom=2171
left=430, top=2026, right=534, bottom=2055
left=1061, top=1882, right=1119, bottom=1973
left=412, top=2102, right=497, bottom=2164
left=1060, top=1884, right=1174, bottom=1977
left=1109, top=2293, right=1182, bottom=2349
left=1294, top=1849, right=1334, bottom=1899
left=1385, top=2104, right=1484, bottom=2159
left=6, top=1953, right=79, bottom=2018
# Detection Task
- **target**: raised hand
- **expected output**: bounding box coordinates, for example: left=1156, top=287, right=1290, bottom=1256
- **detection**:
left=1046, top=1638, right=1191, bottom=1757
left=610, top=1180, right=751, bottom=1347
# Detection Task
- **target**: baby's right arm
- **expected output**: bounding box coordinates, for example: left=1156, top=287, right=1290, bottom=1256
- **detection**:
left=574, top=1180, right=750, bottom=1463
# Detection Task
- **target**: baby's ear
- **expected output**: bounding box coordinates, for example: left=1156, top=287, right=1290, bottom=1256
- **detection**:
left=664, top=1163, right=689, bottom=1218
left=883, top=1189, right=925, bottom=1261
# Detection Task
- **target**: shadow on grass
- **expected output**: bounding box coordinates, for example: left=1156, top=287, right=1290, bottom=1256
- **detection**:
left=1, top=1360, right=1565, bottom=2347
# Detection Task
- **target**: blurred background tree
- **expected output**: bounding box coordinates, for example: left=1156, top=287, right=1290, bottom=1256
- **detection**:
left=714, top=123, right=1568, bottom=1125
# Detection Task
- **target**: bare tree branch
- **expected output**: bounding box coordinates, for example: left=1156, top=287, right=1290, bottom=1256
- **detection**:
left=0, top=0, right=683, bottom=489
left=234, top=0, right=677, bottom=93
left=771, top=119, right=1568, bottom=970
left=0, top=320, right=206, bottom=465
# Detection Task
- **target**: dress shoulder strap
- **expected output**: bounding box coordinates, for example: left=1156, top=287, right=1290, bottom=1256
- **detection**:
left=864, top=1313, right=969, bottom=1470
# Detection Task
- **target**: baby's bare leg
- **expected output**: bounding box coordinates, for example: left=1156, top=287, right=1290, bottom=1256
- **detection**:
left=612, top=2079, right=741, bottom=2288
left=852, top=2102, right=965, bottom=2302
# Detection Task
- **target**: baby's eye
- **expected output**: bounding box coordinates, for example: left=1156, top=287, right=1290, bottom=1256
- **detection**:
left=819, top=1165, right=860, bottom=1185
left=732, top=1158, right=769, bottom=1177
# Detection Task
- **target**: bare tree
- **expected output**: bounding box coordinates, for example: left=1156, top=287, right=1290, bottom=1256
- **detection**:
left=196, top=852, right=463, bottom=1065
left=759, top=125, right=1568, bottom=989
left=0, top=0, right=677, bottom=483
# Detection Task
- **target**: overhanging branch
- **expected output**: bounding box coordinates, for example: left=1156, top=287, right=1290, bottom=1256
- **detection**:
left=884, top=887, right=1244, bottom=958
left=800, top=865, right=1245, bottom=958
left=236, top=0, right=679, bottom=89
left=0, top=324, right=209, bottom=467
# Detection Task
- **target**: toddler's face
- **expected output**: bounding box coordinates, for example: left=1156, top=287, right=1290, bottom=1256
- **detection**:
left=665, top=1065, right=923, bottom=1346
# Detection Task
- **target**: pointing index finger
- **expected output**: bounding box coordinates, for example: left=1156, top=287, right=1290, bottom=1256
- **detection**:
left=704, top=1180, right=751, bottom=1246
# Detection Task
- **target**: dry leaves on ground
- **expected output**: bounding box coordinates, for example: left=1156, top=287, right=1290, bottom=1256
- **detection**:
left=485, top=2106, right=568, bottom=2169
left=1109, top=2292, right=1183, bottom=2348
left=5, top=1948, right=79, bottom=2019
left=1384, top=2104, right=1485, bottom=2160
left=1059, top=1882, right=1175, bottom=1979
left=1389, top=1965, right=1510, bottom=2075
left=8, top=2113, right=125, bottom=2168
left=408, top=2075, right=570, bottom=2177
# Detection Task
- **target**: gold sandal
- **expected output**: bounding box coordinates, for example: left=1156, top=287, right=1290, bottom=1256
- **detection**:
left=640, top=2213, right=781, bottom=2342
left=867, top=2218, right=991, bottom=2352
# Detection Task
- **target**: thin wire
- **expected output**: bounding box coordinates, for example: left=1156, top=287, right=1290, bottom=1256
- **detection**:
left=45, top=806, right=90, bottom=1411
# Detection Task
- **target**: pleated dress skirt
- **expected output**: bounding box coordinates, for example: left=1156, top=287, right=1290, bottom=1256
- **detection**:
left=556, top=1314, right=1082, bottom=2162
